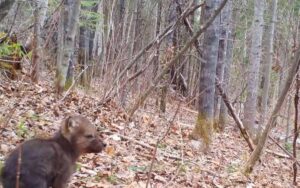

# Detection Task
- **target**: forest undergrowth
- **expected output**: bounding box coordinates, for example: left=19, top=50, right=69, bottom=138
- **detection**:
left=0, top=77, right=297, bottom=188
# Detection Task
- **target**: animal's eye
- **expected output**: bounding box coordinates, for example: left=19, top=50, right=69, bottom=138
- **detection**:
left=85, top=134, right=94, bottom=139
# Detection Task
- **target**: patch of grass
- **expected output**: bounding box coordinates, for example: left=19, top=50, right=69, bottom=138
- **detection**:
left=17, top=118, right=28, bottom=138
left=30, top=114, right=39, bottom=121
left=128, top=165, right=146, bottom=172
left=157, top=143, right=167, bottom=149
left=179, top=164, right=187, bottom=174
left=226, top=163, right=238, bottom=173
left=284, top=142, right=292, bottom=153
left=76, top=163, right=82, bottom=171
left=107, top=174, right=119, bottom=185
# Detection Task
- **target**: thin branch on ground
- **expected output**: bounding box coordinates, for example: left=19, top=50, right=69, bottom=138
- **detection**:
left=146, top=102, right=181, bottom=188
left=60, top=65, right=89, bottom=101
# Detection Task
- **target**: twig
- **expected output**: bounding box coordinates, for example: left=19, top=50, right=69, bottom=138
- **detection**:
left=185, top=161, right=221, bottom=177
left=128, top=0, right=228, bottom=118
left=0, top=93, right=24, bottom=131
left=8, top=2, right=21, bottom=36
left=163, top=117, right=185, bottom=188
left=162, top=164, right=181, bottom=188
left=102, top=2, right=204, bottom=102
left=117, top=53, right=155, bottom=96
left=293, top=72, right=300, bottom=185
left=175, top=0, right=204, bottom=60
left=0, top=58, right=22, bottom=63
left=216, top=79, right=300, bottom=166
left=146, top=103, right=181, bottom=188
left=60, top=65, right=89, bottom=101
left=244, top=47, right=300, bottom=173
left=268, top=135, right=300, bottom=166
left=232, top=84, right=247, bottom=105
left=265, top=149, right=289, bottom=158
left=215, top=79, right=255, bottom=151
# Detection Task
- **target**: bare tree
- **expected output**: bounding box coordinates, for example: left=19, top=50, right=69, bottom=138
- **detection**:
left=31, top=0, right=48, bottom=82
left=244, top=46, right=300, bottom=174
left=214, top=0, right=231, bottom=130
left=55, top=0, right=81, bottom=94
left=261, top=0, right=278, bottom=124
left=243, top=0, right=265, bottom=141
left=190, top=0, right=221, bottom=150
left=153, top=0, right=162, bottom=78
left=219, top=0, right=236, bottom=128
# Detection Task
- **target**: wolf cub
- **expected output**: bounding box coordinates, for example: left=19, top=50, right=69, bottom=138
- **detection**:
left=1, top=114, right=106, bottom=188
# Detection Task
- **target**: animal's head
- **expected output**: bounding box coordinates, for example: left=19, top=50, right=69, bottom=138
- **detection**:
left=61, top=114, right=106, bottom=154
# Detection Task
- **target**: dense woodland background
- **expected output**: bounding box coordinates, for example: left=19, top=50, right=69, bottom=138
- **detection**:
left=1, top=0, right=300, bottom=187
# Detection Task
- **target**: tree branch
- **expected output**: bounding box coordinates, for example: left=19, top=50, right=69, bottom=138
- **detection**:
left=244, top=45, right=300, bottom=174
left=128, top=0, right=228, bottom=118
left=0, top=0, right=16, bottom=22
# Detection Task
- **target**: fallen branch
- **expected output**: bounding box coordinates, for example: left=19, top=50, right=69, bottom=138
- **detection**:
left=244, top=46, right=300, bottom=174
left=216, top=78, right=300, bottom=167
left=215, top=80, right=255, bottom=151
left=0, top=58, right=22, bottom=63
left=265, top=149, right=289, bottom=158
left=268, top=135, right=300, bottom=166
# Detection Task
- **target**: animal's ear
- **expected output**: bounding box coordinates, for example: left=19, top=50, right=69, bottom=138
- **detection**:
left=61, top=114, right=79, bottom=140
left=65, top=115, right=80, bottom=131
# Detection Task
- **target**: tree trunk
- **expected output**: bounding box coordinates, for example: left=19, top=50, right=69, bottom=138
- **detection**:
left=243, top=0, right=264, bottom=141
left=285, top=97, right=292, bottom=144
left=78, top=27, right=89, bottom=86
left=293, top=73, right=300, bottom=185
left=0, top=0, right=15, bottom=22
left=132, top=0, right=145, bottom=93
left=244, top=46, right=300, bottom=174
left=261, top=0, right=278, bottom=124
left=214, top=0, right=230, bottom=131
left=55, top=0, right=81, bottom=94
left=92, top=3, right=103, bottom=61
left=78, top=2, right=100, bottom=88
left=153, top=0, right=162, bottom=78
left=219, top=0, right=235, bottom=128
left=31, top=0, right=48, bottom=83
left=191, top=0, right=221, bottom=150
left=128, top=0, right=228, bottom=118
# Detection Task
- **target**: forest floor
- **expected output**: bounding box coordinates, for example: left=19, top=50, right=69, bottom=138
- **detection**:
left=0, top=77, right=299, bottom=188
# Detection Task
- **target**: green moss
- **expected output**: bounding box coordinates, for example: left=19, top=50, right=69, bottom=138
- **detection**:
left=64, top=78, right=73, bottom=90
left=107, top=174, right=119, bottom=185
left=191, top=114, right=213, bottom=149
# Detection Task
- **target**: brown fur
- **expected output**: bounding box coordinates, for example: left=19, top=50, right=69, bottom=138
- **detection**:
left=1, top=114, right=106, bottom=188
